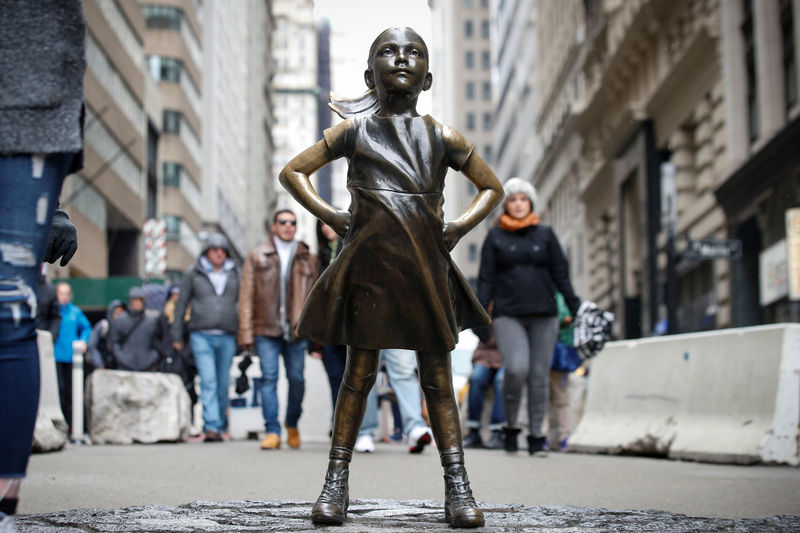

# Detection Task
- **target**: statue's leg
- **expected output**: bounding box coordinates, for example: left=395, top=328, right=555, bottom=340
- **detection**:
left=417, top=351, right=485, bottom=528
left=311, top=346, right=379, bottom=525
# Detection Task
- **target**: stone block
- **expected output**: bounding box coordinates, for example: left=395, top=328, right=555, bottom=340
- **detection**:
left=88, top=370, right=191, bottom=444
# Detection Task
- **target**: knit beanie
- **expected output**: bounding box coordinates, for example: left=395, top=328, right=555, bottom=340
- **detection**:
left=503, top=177, right=538, bottom=212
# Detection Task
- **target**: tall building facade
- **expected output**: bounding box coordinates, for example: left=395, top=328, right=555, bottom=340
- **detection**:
left=271, top=0, right=319, bottom=247
left=430, top=0, right=495, bottom=283
left=203, top=0, right=276, bottom=261
left=58, top=0, right=154, bottom=282
left=494, top=0, right=800, bottom=338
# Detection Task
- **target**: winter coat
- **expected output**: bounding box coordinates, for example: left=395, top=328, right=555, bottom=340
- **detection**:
left=478, top=224, right=580, bottom=318
left=53, top=301, right=91, bottom=364
left=171, top=258, right=240, bottom=343
left=109, top=308, right=164, bottom=371
left=238, top=237, right=318, bottom=345
left=0, top=0, right=85, bottom=170
left=86, top=299, right=123, bottom=369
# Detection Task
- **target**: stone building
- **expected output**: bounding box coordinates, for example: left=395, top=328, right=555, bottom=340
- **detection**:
left=498, top=0, right=799, bottom=338
left=430, top=0, right=496, bottom=283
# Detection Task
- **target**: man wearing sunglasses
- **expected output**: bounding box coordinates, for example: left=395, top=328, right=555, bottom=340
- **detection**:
left=238, top=209, right=319, bottom=450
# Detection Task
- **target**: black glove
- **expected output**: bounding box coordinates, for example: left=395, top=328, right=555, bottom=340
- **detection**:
left=44, top=209, right=78, bottom=266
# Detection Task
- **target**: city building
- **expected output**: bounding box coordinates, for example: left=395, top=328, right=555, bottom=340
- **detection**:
left=430, top=0, right=496, bottom=283
left=57, top=0, right=154, bottom=287
left=505, top=0, right=800, bottom=338
left=271, top=0, right=319, bottom=247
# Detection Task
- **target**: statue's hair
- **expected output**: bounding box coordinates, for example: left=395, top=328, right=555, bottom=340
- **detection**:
left=328, top=27, right=429, bottom=120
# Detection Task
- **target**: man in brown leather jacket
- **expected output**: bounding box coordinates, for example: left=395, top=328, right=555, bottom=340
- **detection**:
left=238, top=209, right=319, bottom=450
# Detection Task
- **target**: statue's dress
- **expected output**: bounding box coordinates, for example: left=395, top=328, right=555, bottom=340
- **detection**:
left=296, top=114, right=490, bottom=353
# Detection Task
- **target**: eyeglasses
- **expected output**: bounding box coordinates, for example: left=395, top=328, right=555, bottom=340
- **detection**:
left=277, top=219, right=297, bottom=226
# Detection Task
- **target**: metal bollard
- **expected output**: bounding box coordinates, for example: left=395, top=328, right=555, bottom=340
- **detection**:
left=71, top=340, right=84, bottom=443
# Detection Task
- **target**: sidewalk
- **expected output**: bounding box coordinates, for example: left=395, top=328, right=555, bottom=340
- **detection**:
left=20, top=439, right=800, bottom=521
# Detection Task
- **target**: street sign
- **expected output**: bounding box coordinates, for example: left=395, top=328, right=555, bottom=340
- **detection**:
left=143, top=218, right=167, bottom=277
left=682, top=239, right=742, bottom=261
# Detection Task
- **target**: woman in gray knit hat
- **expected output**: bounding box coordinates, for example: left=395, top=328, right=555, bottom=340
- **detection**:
left=477, top=177, right=581, bottom=455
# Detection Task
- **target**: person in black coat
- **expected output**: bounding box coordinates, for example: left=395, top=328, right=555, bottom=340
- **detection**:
left=477, top=177, right=581, bottom=455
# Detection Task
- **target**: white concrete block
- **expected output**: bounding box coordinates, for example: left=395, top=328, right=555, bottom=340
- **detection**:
left=32, top=330, right=68, bottom=452
left=570, top=324, right=800, bottom=465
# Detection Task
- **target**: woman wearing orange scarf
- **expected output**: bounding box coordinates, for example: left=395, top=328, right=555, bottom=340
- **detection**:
left=477, top=177, right=581, bottom=455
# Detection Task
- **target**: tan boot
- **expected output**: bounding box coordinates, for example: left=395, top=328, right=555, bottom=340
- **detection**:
left=287, top=427, right=301, bottom=449
left=260, top=432, right=281, bottom=450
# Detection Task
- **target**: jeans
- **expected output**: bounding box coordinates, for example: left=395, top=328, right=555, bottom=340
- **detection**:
left=189, top=331, right=236, bottom=433
left=466, top=364, right=505, bottom=430
left=494, top=314, right=559, bottom=438
left=360, top=348, right=426, bottom=438
left=0, top=154, right=72, bottom=477
left=321, top=344, right=346, bottom=410
left=255, top=335, right=307, bottom=435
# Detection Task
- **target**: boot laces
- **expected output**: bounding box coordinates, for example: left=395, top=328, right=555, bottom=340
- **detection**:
left=318, top=469, right=348, bottom=504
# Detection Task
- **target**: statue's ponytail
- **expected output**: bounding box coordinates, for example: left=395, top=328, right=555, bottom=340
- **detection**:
left=329, top=89, right=380, bottom=119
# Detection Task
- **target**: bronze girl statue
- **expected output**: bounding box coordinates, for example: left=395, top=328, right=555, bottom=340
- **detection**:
left=280, top=27, right=503, bottom=528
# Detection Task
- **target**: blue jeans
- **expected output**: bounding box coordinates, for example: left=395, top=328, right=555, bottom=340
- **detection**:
left=466, top=364, right=505, bottom=430
left=255, top=335, right=307, bottom=434
left=0, top=154, right=72, bottom=477
left=360, top=349, right=427, bottom=438
left=321, top=344, right=346, bottom=410
left=189, top=331, right=236, bottom=433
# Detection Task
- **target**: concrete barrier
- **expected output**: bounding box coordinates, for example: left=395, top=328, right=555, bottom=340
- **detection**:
left=569, top=324, right=800, bottom=465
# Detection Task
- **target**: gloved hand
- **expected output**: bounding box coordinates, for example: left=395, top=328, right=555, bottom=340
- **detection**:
left=44, top=209, right=78, bottom=266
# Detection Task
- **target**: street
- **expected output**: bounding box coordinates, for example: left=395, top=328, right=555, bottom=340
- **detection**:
left=20, top=438, right=800, bottom=520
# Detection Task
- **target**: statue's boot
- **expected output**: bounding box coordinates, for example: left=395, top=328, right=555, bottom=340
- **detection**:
left=311, top=447, right=351, bottom=525
left=441, top=450, right=484, bottom=528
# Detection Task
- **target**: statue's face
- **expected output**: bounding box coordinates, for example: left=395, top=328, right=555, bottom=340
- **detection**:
left=367, top=28, right=431, bottom=97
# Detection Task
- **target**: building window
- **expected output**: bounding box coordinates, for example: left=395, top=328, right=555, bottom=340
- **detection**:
left=141, top=4, right=183, bottom=31
left=741, top=0, right=759, bottom=141
left=163, top=110, right=181, bottom=134
left=465, top=50, right=474, bottom=69
left=482, top=112, right=492, bottom=131
left=148, top=55, right=182, bottom=83
left=481, top=50, right=491, bottom=70
left=466, top=112, right=476, bottom=130
left=464, top=0, right=474, bottom=7
left=781, top=0, right=797, bottom=112
left=163, top=162, right=182, bottom=186
left=465, top=20, right=474, bottom=38
left=164, top=215, right=181, bottom=240
left=466, top=81, right=475, bottom=100
left=484, top=144, right=493, bottom=162
left=481, top=20, right=490, bottom=39
left=482, top=81, right=491, bottom=101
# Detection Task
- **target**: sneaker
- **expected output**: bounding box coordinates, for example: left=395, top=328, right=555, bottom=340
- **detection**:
left=204, top=430, right=223, bottom=442
left=462, top=429, right=483, bottom=449
left=260, top=432, right=281, bottom=450
left=354, top=434, right=375, bottom=453
left=527, top=435, right=548, bottom=457
left=0, top=513, right=18, bottom=533
left=485, top=430, right=504, bottom=450
left=408, top=426, right=432, bottom=454
left=559, top=437, right=568, bottom=452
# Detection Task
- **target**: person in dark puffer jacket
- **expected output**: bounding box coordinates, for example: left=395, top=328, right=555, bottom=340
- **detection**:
left=171, top=233, right=240, bottom=442
left=477, top=177, right=581, bottom=456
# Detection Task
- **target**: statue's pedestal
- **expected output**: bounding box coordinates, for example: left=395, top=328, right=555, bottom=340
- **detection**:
left=16, top=499, right=800, bottom=532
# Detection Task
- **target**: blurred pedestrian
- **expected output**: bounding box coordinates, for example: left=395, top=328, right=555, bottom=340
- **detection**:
left=53, top=283, right=91, bottom=429
left=308, top=221, right=347, bottom=416
left=85, top=299, right=124, bottom=371
left=35, top=265, right=61, bottom=343
left=463, top=325, right=505, bottom=449
left=161, top=284, right=197, bottom=414
left=172, top=234, right=239, bottom=443
left=478, top=177, right=581, bottom=456
left=109, top=287, right=164, bottom=372
left=238, top=210, right=318, bottom=450
left=0, top=2, right=85, bottom=527
left=354, top=349, right=434, bottom=454
left=547, top=292, right=581, bottom=452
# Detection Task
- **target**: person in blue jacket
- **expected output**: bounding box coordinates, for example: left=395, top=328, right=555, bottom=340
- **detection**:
left=53, top=282, right=91, bottom=430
